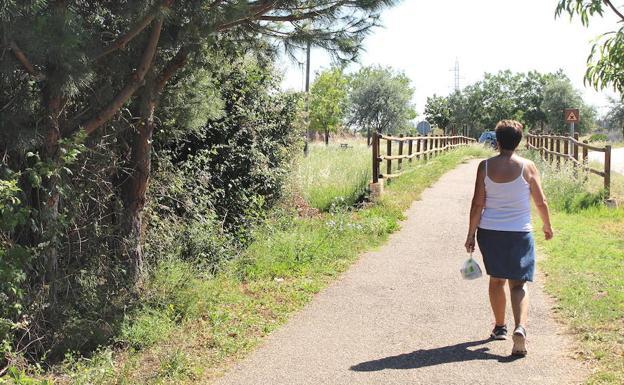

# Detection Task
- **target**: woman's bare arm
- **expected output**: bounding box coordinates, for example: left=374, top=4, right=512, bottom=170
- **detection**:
left=465, top=161, right=486, bottom=252
left=526, top=161, right=553, bottom=240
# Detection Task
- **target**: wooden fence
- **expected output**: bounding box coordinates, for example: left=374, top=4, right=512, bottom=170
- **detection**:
left=526, top=132, right=612, bottom=196
left=372, top=132, right=476, bottom=183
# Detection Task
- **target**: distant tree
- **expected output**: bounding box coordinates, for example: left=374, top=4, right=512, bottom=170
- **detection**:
left=434, top=70, right=590, bottom=137
left=424, top=94, right=450, bottom=132
left=447, top=86, right=482, bottom=131
left=556, top=0, right=624, bottom=93
left=349, top=66, right=416, bottom=144
left=515, top=71, right=550, bottom=130
left=309, top=68, right=349, bottom=145
left=541, top=76, right=596, bottom=133
left=605, top=97, right=624, bottom=138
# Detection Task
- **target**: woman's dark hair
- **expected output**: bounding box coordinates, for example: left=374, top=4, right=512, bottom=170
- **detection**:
left=494, top=120, right=523, bottom=150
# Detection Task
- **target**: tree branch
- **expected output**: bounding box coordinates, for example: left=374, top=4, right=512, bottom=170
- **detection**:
left=258, top=2, right=347, bottom=22
left=94, top=0, right=174, bottom=61
left=155, top=46, right=189, bottom=95
left=8, top=41, right=45, bottom=80
left=81, top=16, right=164, bottom=135
left=604, top=0, right=624, bottom=21
left=215, top=0, right=278, bottom=31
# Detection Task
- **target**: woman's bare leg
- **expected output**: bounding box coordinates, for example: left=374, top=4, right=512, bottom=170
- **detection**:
left=489, top=277, right=507, bottom=325
left=508, top=279, right=529, bottom=328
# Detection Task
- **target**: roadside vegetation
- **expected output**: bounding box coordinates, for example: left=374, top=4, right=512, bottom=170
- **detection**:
left=294, top=141, right=370, bottom=211
left=0, top=145, right=489, bottom=384
left=524, top=150, right=624, bottom=385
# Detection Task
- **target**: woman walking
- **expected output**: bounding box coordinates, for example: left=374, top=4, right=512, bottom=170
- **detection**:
left=465, top=120, right=553, bottom=357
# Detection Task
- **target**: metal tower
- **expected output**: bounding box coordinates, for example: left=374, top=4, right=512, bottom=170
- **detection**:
left=451, top=58, right=460, bottom=92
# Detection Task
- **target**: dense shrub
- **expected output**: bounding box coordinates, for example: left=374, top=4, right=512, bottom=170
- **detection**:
left=0, top=174, right=32, bottom=363
left=588, top=133, right=608, bottom=142
left=0, top=49, right=302, bottom=363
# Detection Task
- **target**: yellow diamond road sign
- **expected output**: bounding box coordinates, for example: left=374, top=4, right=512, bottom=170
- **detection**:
left=564, top=108, right=579, bottom=123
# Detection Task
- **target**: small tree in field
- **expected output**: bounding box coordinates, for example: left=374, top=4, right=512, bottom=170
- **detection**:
left=310, top=68, right=349, bottom=145
left=349, top=66, right=416, bottom=145
left=605, top=97, right=624, bottom=139
left=424, top=94, right=450, bottom=132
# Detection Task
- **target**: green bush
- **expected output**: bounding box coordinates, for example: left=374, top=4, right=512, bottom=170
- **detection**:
left=588, top=133, right=608, bottom=142
left=0, top=174, right=32, bottom=362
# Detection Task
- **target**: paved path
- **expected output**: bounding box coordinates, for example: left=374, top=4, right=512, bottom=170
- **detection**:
left=213, top=159, right=586, bottom=385
left=590, top=147, right=624, bottom=174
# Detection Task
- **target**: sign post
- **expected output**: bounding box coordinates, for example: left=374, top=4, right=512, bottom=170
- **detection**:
left=564, top=108, right=580, bottom=155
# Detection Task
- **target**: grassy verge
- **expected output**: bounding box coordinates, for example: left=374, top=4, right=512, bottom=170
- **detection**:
left=526, top=151, right=624, bottom=385
left=293, top=141, right=370, bottom=211
left=8, top=145, right=488, bottom=385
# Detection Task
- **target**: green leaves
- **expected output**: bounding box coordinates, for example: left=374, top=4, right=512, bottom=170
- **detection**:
left=541, top=75, right=596, bottom=133
left=425, top=69, right=596, bottom=135
left=309, top=68, right=349, bottom=135
left=556, top=0, right=624, bottom=93
left=585, top=28, right=624, bottom=93
left=424, top=94, right=451, bottom=131
left=348, top=65, right=416, bottom=135
left=555, top=0, right=605, bottom=26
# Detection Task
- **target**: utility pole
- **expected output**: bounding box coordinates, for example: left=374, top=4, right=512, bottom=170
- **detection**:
left=303, top=41, right=311, bottom=156
left=305, top=41, right=311, bottom=93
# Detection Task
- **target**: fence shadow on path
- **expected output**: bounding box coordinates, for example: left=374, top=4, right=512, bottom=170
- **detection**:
left=350, top=339, right=521, bottom=372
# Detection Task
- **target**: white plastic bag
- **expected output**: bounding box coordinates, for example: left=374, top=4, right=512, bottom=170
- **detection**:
left=460, top=253, right=483, bottom=280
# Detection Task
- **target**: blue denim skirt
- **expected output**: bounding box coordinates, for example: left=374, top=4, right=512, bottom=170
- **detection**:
left=476, top=228, right=535, bottom=282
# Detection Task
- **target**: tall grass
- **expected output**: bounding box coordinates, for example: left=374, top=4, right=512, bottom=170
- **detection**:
left=524, top=148, right=624, bottom=384
left=521, top=150, right=605, bottom=212
left=294, top=141, right=370, bottom=211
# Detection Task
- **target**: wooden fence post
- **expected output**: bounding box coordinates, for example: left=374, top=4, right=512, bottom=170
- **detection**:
left=563, top=137, right=569, bottom=159
left=398, top=134, right=404, bottom=170
left=386, top=138, right=392, bottom=176
left=605, top=145, right=611, bottom=197
left=549, top=137, right=554, bottom=163
left=582, top=140, right=588, bottom=167
left=416, top=138, right=421, bottom=161
left=555, top=138, right=561, bottom=167
left=408, top=138, right=413, bottom=163
left=573, top=133, right=579, bottom=163
left=372, top=131, right=379, bottom=183
left=423, top=136, right=429, bottom=161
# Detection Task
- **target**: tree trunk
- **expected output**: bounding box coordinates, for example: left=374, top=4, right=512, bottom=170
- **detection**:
left=367, top=127, right=371, bottom=146
left=325, top=129, right=329, bottom=146
left=121, top=86, right=156, bottom=285
left=41, top=88, right=64, bottom=304
left=119, top=47, right=188, bottom=286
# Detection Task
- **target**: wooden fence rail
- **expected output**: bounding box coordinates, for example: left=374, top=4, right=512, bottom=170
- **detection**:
left=372, top=132, right=476, bottom=183
left=525, top=132, right=612, bottom=196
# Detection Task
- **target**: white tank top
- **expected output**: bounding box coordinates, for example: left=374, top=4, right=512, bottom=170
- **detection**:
left=479, top=160, right=532, bottom=232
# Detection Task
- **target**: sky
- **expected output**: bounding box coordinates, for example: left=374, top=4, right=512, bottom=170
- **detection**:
left=278, top=0, right=619, bottom=117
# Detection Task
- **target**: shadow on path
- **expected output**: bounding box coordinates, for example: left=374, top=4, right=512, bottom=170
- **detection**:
left=350, top=339, right=521, bottom=372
